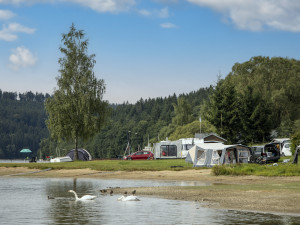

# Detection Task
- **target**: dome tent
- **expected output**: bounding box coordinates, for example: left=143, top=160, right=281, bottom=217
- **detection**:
left=66, top=149, right=92, bottom=161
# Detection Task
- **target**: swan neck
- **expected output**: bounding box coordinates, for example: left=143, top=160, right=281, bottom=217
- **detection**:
left=72, top=191, right=79, bottom=200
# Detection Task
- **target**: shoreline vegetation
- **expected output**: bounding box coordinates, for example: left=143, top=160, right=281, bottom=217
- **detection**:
left=1, top=160, right=300, bottom=215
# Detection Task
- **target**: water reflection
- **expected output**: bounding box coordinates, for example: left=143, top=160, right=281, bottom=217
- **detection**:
left=0, top=177, right=299, bottom=225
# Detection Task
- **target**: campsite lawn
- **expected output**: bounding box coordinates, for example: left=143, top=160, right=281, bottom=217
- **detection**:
left=0, top=159, right=197, bottom=171
left=1, top=158, right=299, bottom=176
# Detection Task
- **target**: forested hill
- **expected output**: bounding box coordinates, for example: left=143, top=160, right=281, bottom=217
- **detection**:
left=0, top=91, right=49, bottom=159
left=0, top=87, right=212, bottom=159
left=40, top=87, right=213, bottom=159
left=1, top=56, right=299, bottom=159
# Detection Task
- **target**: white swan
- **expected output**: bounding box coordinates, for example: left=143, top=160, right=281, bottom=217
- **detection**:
left=117, top=195, right=140, bottom=201
left=68, top=190, right=96, bottom=201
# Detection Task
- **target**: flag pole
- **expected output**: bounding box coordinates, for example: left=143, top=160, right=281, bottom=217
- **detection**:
left=199, top=117, right=202, bottom=134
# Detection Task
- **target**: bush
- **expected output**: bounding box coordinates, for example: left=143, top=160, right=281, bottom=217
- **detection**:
left=291, top=132, right=300, bottom=155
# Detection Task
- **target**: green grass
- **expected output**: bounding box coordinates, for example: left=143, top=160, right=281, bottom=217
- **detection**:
left=1, top=158, right=299, bottom=176
left=0, top=159, right=199, bottom=171
left=212, top=163, right=300, bottom=176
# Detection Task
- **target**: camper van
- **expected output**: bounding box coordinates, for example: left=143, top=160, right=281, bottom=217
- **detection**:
left=153, top=134, right=227, bottom=159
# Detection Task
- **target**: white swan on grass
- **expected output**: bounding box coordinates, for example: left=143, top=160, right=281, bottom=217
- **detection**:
left=117, top=195, right=140, bottom=201
left=68, top=190, right=96, bottom=201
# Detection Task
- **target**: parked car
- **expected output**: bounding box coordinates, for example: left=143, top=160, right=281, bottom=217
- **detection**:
left=125, top=151, right=154, bottom=160
left=281, top=142, right=292, bottom=156
left=250, top=143, right=280, bottom=163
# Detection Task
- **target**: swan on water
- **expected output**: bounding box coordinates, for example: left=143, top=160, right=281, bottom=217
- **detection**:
left=117, top=195, right=140, bottom=201
left=68, top=190, right=96, bottom=201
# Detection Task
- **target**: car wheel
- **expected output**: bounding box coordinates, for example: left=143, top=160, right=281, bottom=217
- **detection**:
left=128, top=157, right=132, bottom=160
left=281, top=153, right=285, bottom=157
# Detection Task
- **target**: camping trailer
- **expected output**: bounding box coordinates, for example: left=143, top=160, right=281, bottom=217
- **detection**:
left=153, top=140, right=182, bottom=159
left=153, top=135, right=228, bottom=159
left=185, top=143, right=251, bottom=167
left=153, top=138, right=204, bottom=159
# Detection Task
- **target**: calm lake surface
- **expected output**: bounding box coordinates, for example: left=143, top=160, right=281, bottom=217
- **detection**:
left=0, top=177, right=299, bottom=225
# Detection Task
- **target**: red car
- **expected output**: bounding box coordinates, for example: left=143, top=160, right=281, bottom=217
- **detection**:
left=125, top=151, right=154, bottom=160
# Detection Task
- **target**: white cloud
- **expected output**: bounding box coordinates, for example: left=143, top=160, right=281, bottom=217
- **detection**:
left=0, top=9, right=15, bottom=20
left=7, top=23, right=35, bottom=33
left=0, top=23, right=35, bottom=41
left=186, top=0, right=300, bottom=32
left=139, top=7, right=170, bottom=18
left=70, top=0, right=135, bottom=13
left=157, top=7, right=169, bottom=18
left=139, top=9, right=151, bottom=16
left=9, top=46, right=38, bottom=70
left=160, top=22, right=177, bottom=28
left=0, top=0, right=136, bottom=13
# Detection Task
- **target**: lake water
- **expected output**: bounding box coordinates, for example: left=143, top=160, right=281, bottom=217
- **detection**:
left=0, top=177, right=299, bottom=225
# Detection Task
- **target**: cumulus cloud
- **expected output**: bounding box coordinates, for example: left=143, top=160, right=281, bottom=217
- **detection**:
left=160, top=22, right=177, bottom=28
left=0, top=9, right=15, bottom=20
left=0, top=0, right=136, bottom=13
left=0, top=23, right=35, bottom=41
left=186, top=0, right=300, bottom=32
left=9, top=46, right=37, bottom=70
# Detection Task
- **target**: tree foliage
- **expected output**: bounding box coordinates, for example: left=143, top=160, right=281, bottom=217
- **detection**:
left=45, top=24, right=110, bottom=160
left=0, top=90, right=48, bottom=159
left=206, top=56, right=300, bottom=144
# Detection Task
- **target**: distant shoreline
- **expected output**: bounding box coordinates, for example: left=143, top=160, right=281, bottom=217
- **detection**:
left=1, top=167, right=300, bottom=215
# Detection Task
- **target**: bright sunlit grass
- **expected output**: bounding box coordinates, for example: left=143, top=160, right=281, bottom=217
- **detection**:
left=212, top=163, right=300, bottom=176
left=0, top=159, right=198, bottom=171
left=1, top=158, right=299, bottom=176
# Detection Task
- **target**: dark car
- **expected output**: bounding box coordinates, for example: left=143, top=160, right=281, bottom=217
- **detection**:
left=125, top=151, right=154, bottom=160
left=250, top=143, right=280, bottom=164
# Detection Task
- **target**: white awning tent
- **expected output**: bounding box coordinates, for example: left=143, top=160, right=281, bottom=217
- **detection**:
left=185, top=143, right=251, bottom=167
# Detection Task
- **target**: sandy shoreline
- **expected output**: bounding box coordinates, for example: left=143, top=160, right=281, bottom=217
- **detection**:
left=1, top=167, right=300, bottom=215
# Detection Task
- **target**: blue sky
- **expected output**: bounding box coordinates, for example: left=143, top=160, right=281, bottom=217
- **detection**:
left=0, top=0, right=299, bottom=104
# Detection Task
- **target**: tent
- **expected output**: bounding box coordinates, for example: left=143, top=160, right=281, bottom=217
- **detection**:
left=66, top=148, right=92, bottom=161
left=185, top=143, right=251, bottom=167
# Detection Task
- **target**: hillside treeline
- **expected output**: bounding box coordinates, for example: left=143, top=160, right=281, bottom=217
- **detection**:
left=40, top=87, right=213, bottom=158
left=0, top=91, right=49, bottom=159
left=1, top=56, right=299, bottom=159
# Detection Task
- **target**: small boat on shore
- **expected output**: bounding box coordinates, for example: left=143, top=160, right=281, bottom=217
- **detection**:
left=50, top=156, right=72, bottom=163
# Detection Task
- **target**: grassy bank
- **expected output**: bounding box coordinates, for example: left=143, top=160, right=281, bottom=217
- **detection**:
left=1, top=159, right=299, bottom=176
left=0, top=159, right=196, bottom=171
left=212, top=163, right=300, bottom=176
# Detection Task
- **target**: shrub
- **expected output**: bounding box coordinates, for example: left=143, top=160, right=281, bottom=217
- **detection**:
left=291, top=132, right=300, bottom=155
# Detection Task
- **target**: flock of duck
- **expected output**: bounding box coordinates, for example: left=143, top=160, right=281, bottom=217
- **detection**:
left=48, top=189, right=140, bottom=201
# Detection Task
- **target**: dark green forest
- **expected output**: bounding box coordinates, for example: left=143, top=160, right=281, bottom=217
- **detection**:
left=1, top=56, right=299, bottom=159
left=0, top=91, right=49, bottom=159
